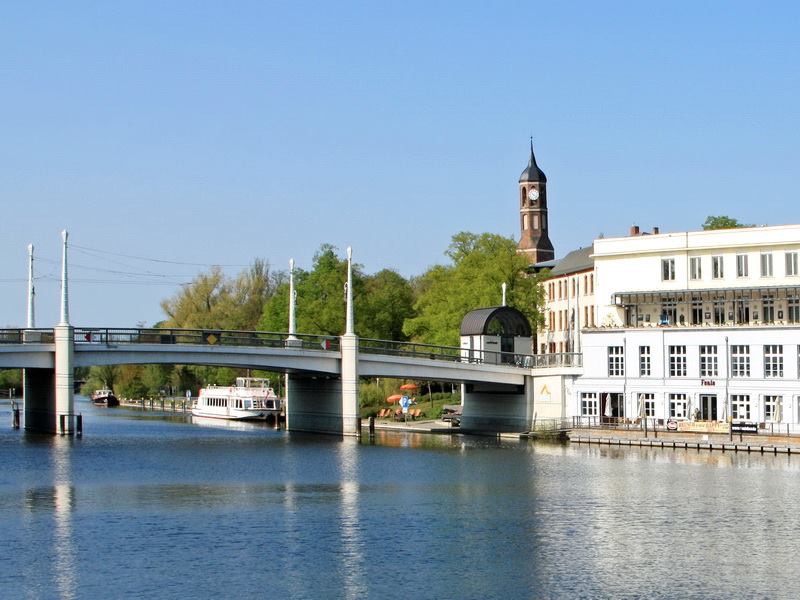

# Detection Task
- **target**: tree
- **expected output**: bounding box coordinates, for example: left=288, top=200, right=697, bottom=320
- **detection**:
left=160, top=259, right=279, bottom=331
left=702, top=215, right=753, bottom=230
left=403, top=232, right=544, bottom=346
left=359, top=269, right=415, bottom=340
left=259, top=246, right=415, bottom=340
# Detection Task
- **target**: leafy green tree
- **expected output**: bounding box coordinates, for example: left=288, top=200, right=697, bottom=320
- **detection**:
left=0, top=369, right=22, bottom=393
left=81, top=365, right=120, bottom=395
left=359, top=269, right=415, bottom=340
left=403, top=232, right=544, bottom=346
left=260, top=246, right=415, bottom=340
left=161, top=259, right=280, bottom=331
left=702, top=215, right=753, bottom=230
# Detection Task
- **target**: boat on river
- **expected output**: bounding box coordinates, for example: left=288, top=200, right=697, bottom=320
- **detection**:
left=191, top=377, right=281, bottom=421
left=91, top=388, right=119, bottom=407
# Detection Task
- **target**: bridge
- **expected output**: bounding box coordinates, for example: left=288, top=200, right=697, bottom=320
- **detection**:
left=4, top=233, right=582, bottom=436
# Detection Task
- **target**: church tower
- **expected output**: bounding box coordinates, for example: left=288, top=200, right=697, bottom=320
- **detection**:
left=517, top=140, right=555, bottom=264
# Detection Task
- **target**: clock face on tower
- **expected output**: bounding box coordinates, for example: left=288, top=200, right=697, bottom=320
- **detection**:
left=527, top=188, right=540, bottom=202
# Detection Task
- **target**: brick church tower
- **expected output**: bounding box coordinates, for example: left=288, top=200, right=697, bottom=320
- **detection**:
left=517, top=140, right=555, bottom=265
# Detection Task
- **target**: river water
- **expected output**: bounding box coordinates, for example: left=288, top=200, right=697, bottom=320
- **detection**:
left=1, top=398, right=799, bottom=599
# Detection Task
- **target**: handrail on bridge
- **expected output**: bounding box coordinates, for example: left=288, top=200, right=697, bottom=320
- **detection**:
left=0, top=327, right=582, bottom=370
left=72, top=327, right=341, bottom=352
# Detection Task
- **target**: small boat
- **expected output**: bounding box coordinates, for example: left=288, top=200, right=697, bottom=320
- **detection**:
left=191, top=377, right=282, bottom=421
left=91, top=388, right=119, bottom=407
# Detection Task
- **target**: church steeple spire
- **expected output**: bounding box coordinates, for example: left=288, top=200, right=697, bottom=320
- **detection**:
left=516, top=139, right=554, bottom=264
left=519, top=137, right=547, bottom=183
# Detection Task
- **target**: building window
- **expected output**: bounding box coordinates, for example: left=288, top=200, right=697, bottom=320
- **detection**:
left=699, top=345, right=718, bottom=377
left=589, top=274, right=594, bottom=294
left=662, top=258, right=676, bottom=281
left=638, top=393, right=655, bottom=417
left=689, top=257, right=702, bottom=280
left=760, top=253, right=773, bottom=277
left=788, top=297, right=800, bottom=323
left=712, top=256, right=724, bottom=279
left=735, top=297, right=750, bottom=324
left=669, top=393, right=688, bottom=419
left=532, top=214, right=540, bottom=230
left=762, top=296, right=775, bottom=323
left=669, top=345, right=687, bottom=377
left=786, top=252, right=799, bottom=276
left=764, top=345, right=783, bottom=378
left=731, top=394, right=751, bottom=420
left=730, top=345, right=750, bottom=378
left=522, top=214, right=529, bottom=230
left=713, top=298, right=725, bottom=324
left=691, top=298, right=703, bottom=325
left=608, top=346, right=624, bottom=377
left=764, top=395, right=781, bottom=422
left=736, top=254, right=749, bottom=278
left=661, top=298, right=677, bottom=325
left=639, top=346, right=651, bottom=376
left=581, top=392, right=599, bottom=416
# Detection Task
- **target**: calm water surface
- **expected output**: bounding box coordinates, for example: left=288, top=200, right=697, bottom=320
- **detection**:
left=1, top=397, right=799, bottom=599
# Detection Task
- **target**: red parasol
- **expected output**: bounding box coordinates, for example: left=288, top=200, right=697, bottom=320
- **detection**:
left=399, top=383, right=418, bottom=390
left=386, top=394, right=403, bottom=404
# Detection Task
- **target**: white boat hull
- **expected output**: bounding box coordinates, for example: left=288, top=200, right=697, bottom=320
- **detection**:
left=191, top=407, right=266, bottom=421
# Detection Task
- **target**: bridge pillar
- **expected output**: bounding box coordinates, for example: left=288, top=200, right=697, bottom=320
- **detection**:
left=54, top=324, right=75, bottom=434
left=340, top=333, right=359, bottom=436
left=460, top=375, right=534, bottom=433
left=283, top=333, right=360, bottom=436
left=23, top=368, right=56, bottom=432
left=285, top=374, right=345, bottom=434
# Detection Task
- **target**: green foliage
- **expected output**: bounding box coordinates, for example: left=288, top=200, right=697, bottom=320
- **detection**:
left=0, top=369, right=22, bottom=390
left=359, top=269, right=415, bottom=340
left=403, top=232, right=544, bottom=345
left=161, top=259, right=281, bottom=330
left=702, top=215, right=754, bottom=230
left=259, top=245, right=415, bottom=340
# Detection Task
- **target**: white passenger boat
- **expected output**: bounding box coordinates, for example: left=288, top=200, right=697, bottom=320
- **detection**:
left=191, top=377, right=281, bottom=421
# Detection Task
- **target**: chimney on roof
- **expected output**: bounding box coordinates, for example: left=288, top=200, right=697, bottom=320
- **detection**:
left=653, top=226, right=660, bottom=234
left=629, top=225, right=640, bottom=236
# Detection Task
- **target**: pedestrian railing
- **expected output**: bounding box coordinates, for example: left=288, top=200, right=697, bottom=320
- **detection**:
left=0, top=327, right=580, bottom=371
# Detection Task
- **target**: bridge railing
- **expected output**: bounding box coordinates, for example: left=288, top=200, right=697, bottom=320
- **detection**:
left=0, top=329, right=55, bottom=343
left=358, top=338, right=463, bottom=362
left=358, top=338, right=579, bottom=370
left=73, top=328, right=341, bottom=352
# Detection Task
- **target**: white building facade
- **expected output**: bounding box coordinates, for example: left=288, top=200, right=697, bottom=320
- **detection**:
left=573, top=224, right=800, bottom=431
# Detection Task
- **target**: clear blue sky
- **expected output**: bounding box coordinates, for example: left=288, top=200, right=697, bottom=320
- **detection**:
left=2, top=1, right=799, bottom=327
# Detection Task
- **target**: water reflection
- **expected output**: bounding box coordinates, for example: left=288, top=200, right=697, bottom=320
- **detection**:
left=52, top=437, right=77, bottom=600
left=338, top=440, right=366, bottom=599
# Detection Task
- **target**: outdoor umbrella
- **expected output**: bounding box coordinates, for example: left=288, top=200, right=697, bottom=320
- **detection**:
left=386, top=394, right=403, bottom=404
left=399, top=383, right=418, bottom=391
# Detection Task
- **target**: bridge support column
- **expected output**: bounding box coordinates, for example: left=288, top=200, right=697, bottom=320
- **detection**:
left=54, top=324, right=75, bottom=434
left=283, top=333, right=360, bottom=436
left=285, top=374, right=344, bottom=434
left=23, top=368, right=56, bottom=432
left=460, top=375, right=534, bottom=433
left=340, top=333, right=359, bottom=436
